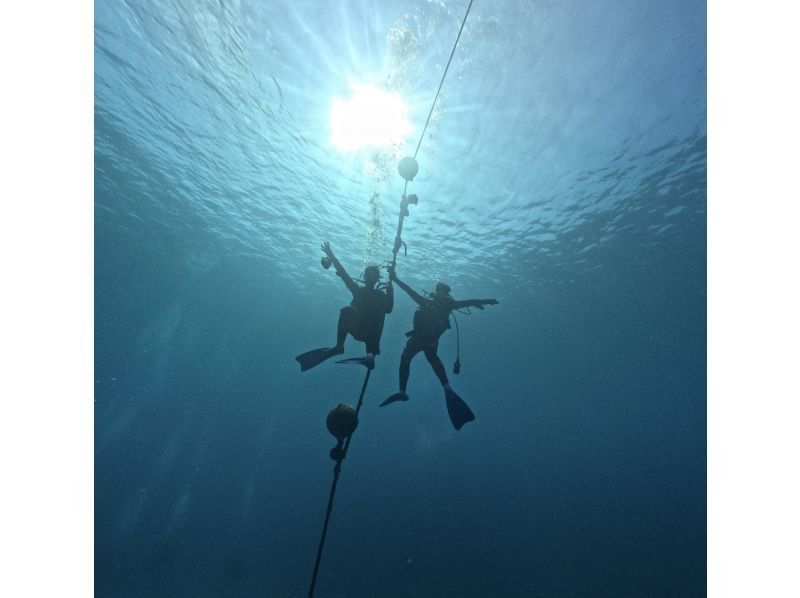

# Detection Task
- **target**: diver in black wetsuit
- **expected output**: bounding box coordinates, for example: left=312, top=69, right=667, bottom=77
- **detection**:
left=382, top=265, right=498, bottom=430
left=295, top=241, right=393, bottom=371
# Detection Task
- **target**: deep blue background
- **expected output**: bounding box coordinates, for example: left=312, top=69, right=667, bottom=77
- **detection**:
left=95, top=1, right=706, bottom=596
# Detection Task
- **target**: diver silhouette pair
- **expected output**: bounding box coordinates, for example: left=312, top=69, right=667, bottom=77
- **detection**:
left=295, top=242, right=499, bottom=430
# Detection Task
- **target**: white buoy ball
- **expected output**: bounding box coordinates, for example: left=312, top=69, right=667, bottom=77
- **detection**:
left=398, top=157, right=419, bottom=181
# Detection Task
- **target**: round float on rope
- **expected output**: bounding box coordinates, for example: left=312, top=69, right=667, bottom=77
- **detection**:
left=326, top=403, right=358, bottom=441
left=398, top=156, right=419, bottom=181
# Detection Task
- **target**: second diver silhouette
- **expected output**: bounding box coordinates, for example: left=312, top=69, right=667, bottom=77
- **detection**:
left=381, top=264, right=498, bottom=430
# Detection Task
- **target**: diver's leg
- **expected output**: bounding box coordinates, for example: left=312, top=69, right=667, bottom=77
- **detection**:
left=399, top=343, right=421, bottom=393
left=360, top=335, right=379, bottom=369
left=364, top=335, right=380, bottom=358
left=334, top=313, right=379, bottom=368
left=334, top=307, right=354, bottom=352
left=381, top=337, right=422, bottom=407
left=424, top=342, right=449, bottom=387
left=380, top=341, right=419, bottom=406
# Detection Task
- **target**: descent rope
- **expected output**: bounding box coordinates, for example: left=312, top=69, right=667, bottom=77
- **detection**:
left=307, top=2, right=476, bottom=595
left=392, top=0, right=475, bottom=266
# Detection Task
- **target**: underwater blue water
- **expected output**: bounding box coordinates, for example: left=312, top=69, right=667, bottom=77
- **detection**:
left=95, top=0, right=706, bottom=596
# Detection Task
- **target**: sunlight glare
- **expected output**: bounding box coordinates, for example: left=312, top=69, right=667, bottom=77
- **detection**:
left=330, top=84, right=411, bottom=151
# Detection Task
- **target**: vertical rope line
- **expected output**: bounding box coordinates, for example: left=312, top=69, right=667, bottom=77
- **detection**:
left=309, top=1, right=476, bottom=594
left=308, top=369, right=372, bottom=597
left=413, top=0, right=475, bottom=159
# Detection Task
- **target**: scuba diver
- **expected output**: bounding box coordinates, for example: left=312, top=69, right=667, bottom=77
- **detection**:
left=295, top=241, right=393, bottom=372
left=381, top=265, right=498, bottom=430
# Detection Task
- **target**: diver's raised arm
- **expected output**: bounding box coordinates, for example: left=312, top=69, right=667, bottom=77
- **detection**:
left=389, top=267, right=426, bottom=306
left=322, top=241, right=358, bottom=296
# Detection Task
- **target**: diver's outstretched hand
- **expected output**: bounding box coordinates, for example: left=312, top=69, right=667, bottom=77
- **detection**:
left=387, top=263, right=397, bottom=281
left=321, top=241, right=335, bottom=259
left=474, top=298, right=499, bottom=310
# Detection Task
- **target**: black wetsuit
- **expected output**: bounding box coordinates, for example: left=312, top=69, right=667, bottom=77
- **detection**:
left=339, top=283, right=393, bottom=354
left=330, top=260, right=393, bottom=355
left=393, top=276, right=490, bottom=392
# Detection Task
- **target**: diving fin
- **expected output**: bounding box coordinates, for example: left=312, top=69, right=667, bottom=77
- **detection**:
left=335, top=354, right=375, bottom=370
left=380, top=392, right=410, bottom=407
left=295, top=347, right=341, bottom=372
left=444, top=387, right=475, bottom=431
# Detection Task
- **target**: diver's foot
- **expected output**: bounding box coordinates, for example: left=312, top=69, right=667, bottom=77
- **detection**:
left=380, top=392, right=409, bottom=407
left=335, top=354, right=375, bottom=370
left=444, top=387, right=475, bottom=431
left=296, top=347, right=341, bottom=372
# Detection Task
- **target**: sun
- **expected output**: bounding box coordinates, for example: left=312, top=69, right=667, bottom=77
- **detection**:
left=330, top=84, right=411, bottom=152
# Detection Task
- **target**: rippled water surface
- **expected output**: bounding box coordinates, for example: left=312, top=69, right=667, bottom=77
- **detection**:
left=96, top=1, right=706, bottom=596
